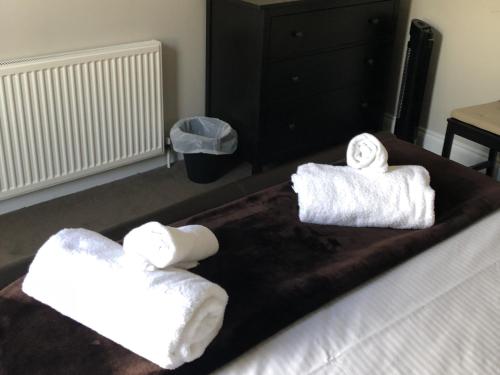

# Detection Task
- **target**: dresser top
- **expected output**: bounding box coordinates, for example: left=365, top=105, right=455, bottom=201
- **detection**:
left=240, top=0, right=302, bottom=6
left=238, top=0, right=384, bottom=8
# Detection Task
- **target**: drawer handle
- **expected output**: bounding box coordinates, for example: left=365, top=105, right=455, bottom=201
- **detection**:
left=369, top=17, right=381, bottom=25
left=291, top=75, right=300, bottom=83
left=365, top=58, right=375, bottom=66
left=288, top=123, right=296, bottom=131
left=361, top=102, right=369, bottom=109
left=291, top=30, right=304, bottom=38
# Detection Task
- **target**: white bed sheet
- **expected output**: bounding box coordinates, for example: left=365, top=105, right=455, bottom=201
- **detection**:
left=215, top=209, right=500, bottom=375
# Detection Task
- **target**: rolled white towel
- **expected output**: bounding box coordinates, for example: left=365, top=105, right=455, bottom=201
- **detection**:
left=123, top=222, right=219, bottom=270
left=291, top=163, right=435, bottom=229
left=346, top=133, right=389, bottom=173
left=22, top=228, right=228, bottom=370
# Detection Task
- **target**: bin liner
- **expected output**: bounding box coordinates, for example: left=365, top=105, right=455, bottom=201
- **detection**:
left=170, top=117, right=237, bottom=155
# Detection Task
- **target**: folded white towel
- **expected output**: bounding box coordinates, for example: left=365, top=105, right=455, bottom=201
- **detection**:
left=22, top=228, right=228, bottom=370
left=346, top=133, right=389, bottom=173
left=291, top=163, right=435, bottom=229
left=123, top=222, right=219, bottom=270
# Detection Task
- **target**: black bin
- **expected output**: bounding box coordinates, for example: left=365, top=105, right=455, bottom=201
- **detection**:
left=170, top=117, right=238, bottom=184
left=184, top=153, right=233, bottom=184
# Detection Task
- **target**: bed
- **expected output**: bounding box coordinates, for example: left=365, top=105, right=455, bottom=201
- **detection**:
left=1, top=133, right=499, bottom=375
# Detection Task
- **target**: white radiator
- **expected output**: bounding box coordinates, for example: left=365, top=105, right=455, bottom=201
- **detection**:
left=0, top=40, right=164, bottom=200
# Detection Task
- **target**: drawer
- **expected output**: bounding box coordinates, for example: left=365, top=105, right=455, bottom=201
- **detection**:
left=261, top=86, right=379, bottom=158
left=264, top=43, right=391, bottom=102
left=268, top=1, right=394, bottom=60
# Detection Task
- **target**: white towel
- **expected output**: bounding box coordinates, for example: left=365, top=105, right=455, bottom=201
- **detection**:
left=22, top=228, right=228, bottom=370
left=291, top=163, right=435, bottom=229
left=123, top=222, right=219, bottom=270
left=346, top=133, right=389, bottom=173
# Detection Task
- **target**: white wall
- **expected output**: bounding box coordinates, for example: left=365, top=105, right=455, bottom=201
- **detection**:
left=390, top=0, right=500, bottom=135
left=385, top=0, right=500, bottom=177
left=0, top=0, right=205, bottom=213
left=0, top=0, right=206, bottom=128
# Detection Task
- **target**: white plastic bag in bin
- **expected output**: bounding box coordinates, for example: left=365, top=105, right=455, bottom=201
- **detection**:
left=170, top=117, right=238, bottom=155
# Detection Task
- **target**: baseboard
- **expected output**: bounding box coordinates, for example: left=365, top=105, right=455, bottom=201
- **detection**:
left=383, top=113, right=499, bottom=180
left=0, top=155, right=170, bottom=215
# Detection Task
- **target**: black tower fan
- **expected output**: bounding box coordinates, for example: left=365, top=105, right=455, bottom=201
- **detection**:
left=394, top=19, right=434, bottom=143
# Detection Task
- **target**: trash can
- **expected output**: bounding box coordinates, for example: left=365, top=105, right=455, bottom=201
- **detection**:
left=170, top=117, right=238, bottom=183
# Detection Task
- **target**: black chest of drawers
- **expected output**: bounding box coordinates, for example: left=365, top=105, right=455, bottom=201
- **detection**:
left=206, top=0, right=399, bottom=172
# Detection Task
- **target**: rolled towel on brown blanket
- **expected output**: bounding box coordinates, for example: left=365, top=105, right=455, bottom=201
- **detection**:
left=22, top=228, right=228, bottom=369
left=292, top=163, right=435, bottom=229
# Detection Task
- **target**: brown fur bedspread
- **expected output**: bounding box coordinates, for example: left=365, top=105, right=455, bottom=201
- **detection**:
left=1, top=138, right=499, bottom=375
